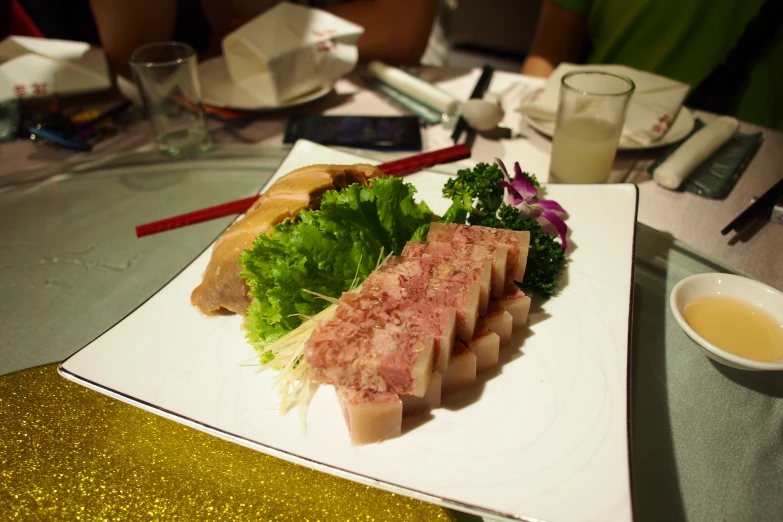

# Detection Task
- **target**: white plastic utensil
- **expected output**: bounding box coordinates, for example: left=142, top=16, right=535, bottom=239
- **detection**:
left=460, top=94, right=505, bottom=132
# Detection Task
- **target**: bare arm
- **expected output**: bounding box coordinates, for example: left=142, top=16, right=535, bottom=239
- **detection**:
left=522, top=0, right=587, bottom=77
left=89, top=0, right=178, bottom=76
left=322, top=0, right=440, bottom=65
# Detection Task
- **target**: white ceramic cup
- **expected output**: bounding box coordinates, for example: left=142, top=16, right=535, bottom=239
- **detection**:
left=669, top=273, right=783, bottom=371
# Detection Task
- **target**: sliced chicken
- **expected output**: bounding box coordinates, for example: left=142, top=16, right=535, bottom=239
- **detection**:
left=190, top=163, right=382, bottom=315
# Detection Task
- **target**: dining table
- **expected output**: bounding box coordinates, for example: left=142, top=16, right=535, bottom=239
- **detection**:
left=1, top=66, right=782, bottom=522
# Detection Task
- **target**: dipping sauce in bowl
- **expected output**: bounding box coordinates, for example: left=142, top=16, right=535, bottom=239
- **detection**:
left=683, top=296, right=783, bottom=362
left=670, top=273, right=783, bottom=371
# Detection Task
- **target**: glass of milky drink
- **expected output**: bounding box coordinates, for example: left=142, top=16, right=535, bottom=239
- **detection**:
left=549, top=71, right=635, bottom=184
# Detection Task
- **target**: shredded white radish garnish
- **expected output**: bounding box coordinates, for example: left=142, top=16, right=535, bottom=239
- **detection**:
left=254, top=305, right=335, bottom=430
left=301, top=289, right=341, bottom=306
left=252, top=249, right=388, bottom=432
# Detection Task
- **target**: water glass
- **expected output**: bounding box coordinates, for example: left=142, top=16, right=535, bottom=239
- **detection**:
left=130, top=42, right=210, bottom=156
left=549, top=71, right=635, bottom=184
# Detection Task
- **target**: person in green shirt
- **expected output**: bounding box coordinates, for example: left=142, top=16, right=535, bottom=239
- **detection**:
left=522, top=0, right=783, bottom=131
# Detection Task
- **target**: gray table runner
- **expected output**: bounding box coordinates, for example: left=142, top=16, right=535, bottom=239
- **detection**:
left=632, top=228, right=783, bottom=522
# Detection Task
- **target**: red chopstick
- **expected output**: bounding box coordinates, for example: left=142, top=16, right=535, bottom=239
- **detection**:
left=135, top=144, right=471, bottom=238
left=374, top=144, right=471, bottom=176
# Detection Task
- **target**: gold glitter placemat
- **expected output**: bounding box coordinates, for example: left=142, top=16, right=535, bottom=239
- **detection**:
left=0, top=364, right=454, bottom=521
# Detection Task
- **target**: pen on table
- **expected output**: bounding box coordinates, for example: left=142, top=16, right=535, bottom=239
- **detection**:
left=451, top=64, right=495, bottom=145
left=28, top=126, right=93, bottom=151
left=27, top=100, right=133, bottom=152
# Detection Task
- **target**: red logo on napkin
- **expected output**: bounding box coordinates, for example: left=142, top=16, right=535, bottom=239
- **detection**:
left=12, top=83, right=49, bottom=98
left=652, top=114, right=673, bottom=135
left=315, top=40, right=337, bottom=52
left=313, top=28, right=338, bottom=52
left=312, top=29, right=337, bottom=38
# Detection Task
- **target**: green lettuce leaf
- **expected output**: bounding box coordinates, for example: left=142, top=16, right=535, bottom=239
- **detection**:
left=239, top=176, right=433, bottom=346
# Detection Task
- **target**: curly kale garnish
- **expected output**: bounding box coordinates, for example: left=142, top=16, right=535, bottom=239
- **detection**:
left=443, top=162, right=505, bottom=216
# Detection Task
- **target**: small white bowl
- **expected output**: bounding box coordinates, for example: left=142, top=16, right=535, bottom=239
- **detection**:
left=669, top=273, right=783, bottom=371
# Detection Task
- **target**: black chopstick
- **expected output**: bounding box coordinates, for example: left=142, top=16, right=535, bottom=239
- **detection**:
left=451, top=64, right=495, bottom=144
left=721, top=176, right=783, bottom=235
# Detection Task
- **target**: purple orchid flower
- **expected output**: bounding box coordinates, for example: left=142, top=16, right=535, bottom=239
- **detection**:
left=496, top=158, right=569, bottom=251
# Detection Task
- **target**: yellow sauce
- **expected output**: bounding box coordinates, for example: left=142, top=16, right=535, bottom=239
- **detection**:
left=684, top=296, right=783, bottom=362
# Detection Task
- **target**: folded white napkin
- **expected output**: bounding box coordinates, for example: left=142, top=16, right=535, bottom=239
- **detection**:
left=653, top=116, right=739, bottom=190
left=367, top=61, right=459, bottom=114
left=0, top=36, right=111, bottom=103
left=222, top=3, right=363, bottom=106
left=519, top=63, right=690, bottom=145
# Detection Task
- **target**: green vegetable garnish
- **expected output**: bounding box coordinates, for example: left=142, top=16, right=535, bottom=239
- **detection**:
left=443, top=162, right=505, bottom=217
left=239, top=177, right=432, bottom=348
left=440, top=161, right=567, bottom=297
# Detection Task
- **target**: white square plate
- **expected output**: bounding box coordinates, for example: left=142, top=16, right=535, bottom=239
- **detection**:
left=60, top=140, right=638, bottom=522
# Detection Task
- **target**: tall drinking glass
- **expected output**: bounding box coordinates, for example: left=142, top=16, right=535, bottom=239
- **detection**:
left=549, top=71, right=634, bottom=184
left=130, top=42, right=210, bottom=156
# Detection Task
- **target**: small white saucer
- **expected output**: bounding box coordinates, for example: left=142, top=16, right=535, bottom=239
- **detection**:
left=669, top=273, right=783, bottom=371
left=199, top=57, right=333, bottom=111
